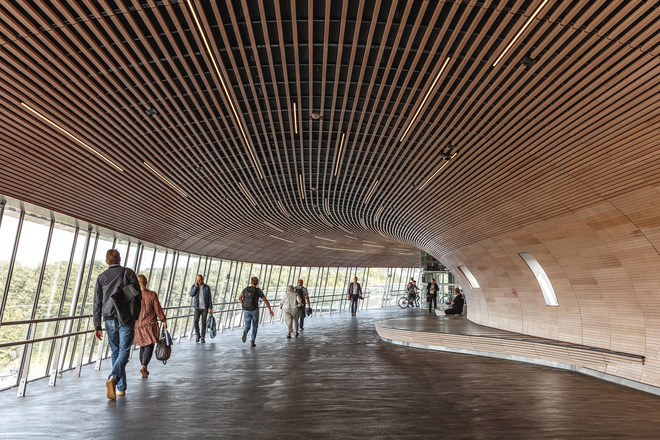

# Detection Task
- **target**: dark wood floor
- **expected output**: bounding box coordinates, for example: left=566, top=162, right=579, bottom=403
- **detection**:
left=2, top=308, right=660, bottom=439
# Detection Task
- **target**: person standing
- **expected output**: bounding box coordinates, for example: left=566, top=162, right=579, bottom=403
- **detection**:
left=407, top=280, right=420, bottom=307
left=280, top=285, right=302, bottom=338
left=93, top=249, right=141, bottom=400
left=347, top=276, right=363, bottom=317
left=427, top=278, right=439, bottom=314
left=294, top=279, right=310, bottom=330
left=134, top=274, right=167, bottom=378
left=445, top=287, right=465, bottom=315
left=238, top=277, right=274, bottom=347
left=189, top=274, right=213, bottom=343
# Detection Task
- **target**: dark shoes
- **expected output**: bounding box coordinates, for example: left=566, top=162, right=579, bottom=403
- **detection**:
left=201, top=337, right=205, bottom=343
left=300, top=327, right=304, bottom=331
left=295, top=332, right=299, bottom=338
left=196, top=335, right=200, bottom=343
left=106, top=376, right=116, bottom=400
left=242, top=330, right=247, bottom=343
left=250, top=342, right=256, bottom=347
left=287, top=333, right=291, bottom=339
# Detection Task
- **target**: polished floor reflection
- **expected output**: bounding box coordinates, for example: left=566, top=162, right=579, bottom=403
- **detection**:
left=1, top=308, right=660, bottom=439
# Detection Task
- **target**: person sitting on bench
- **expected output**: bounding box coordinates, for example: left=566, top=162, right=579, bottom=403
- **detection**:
left=445, top=287, right=464, bottom=315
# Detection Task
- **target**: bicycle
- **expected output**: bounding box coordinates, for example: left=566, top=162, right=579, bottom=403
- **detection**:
left=398, top=293, right=421, bottom=309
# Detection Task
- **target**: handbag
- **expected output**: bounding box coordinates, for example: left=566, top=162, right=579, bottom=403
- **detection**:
left=207, top=314, right=217, bottom=338
left=155, top=328, right=172, bottom=364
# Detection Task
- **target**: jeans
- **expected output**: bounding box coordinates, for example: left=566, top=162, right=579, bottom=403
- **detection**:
left=350, top=296, right=359, bottom=314
left=104, top=319, right=135, bottom=392
left=140, top=344, right=154, bottom=367
left=299, top=306, right=306, bottom=329
left=193, top=309, right=209, bottom=339
left=243, top=309, right=260, bottom=342
left=428, top=295, right=437, bottom=313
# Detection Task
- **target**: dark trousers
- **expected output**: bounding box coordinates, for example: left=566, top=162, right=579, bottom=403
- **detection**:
left=428, top=295, right=437, bottom=312
left=194, top=309, right=209, bottom=338
left=445, top=308, right=462, bottom=315
left=140, top=344, right=155, bottom=367
left=299, top=306, right=306, bottom=328
left=350, top=296, right=359, bottom=314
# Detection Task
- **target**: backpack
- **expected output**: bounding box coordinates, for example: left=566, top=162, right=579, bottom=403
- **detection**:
left=242, top=286, right=260, bottom=311
left=110, top=268, right=142, bottom=326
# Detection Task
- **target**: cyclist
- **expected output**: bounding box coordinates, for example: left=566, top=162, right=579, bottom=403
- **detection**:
left=407, top=280, right=420, bottom=307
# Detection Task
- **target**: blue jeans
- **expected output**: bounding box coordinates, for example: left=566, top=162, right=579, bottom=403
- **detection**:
left=104, top=319, right=135, bottom=392
left=350, top=296, right=359, bottom=314
left=243, top=309, right=259, bottom=342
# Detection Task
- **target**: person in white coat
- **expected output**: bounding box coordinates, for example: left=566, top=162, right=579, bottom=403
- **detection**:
left=280, top=285, right=302, bottom=338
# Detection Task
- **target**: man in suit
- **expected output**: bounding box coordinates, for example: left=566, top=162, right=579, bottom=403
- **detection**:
left=427, top=278, right=439, bottom=314
left=347, top=276, right=363, bottom=317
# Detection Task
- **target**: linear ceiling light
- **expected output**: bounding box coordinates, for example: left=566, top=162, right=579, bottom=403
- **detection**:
left=324, top=198, right=330, bottom=216
left=269, top=234, right=293, bottom=244
left=184, top=0, right=263, bottom=179
left=21, top=102, right=123, bottom=172
left=143, top=162, right=188, bottom=197
left=238, top=182, right=257, bottom=207
left=344, top=235, right=358, bottom=240
left=316, top=245, right=365, bottom=253
left=492, top=0, right=551, bottom=67
left=298, top=174, right=305, bottom=200
left=263, top=221, right=283, bottom=233
left=398, top=252, right=415, bottom=256
left=301, top=227, right=311, bottom=233
left=418, top=152, right=457, bottom=191
left=363, top=180, right=379, bottom=203
left=293, top=102, right=298, bottom=134
left=315, top=236, right=336, bottom=242
left=362, top=243, right=385, bottom=248
left=333, top=132, right=346, bottom=176
left=277, top=200, right=290, bottom=218
left=375, top=206, right=384, bottom=220
left=399, top=56, right=451, bottom=142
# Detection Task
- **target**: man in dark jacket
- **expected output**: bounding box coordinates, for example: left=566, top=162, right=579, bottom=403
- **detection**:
left=445, top=287, right=465, bottom=315
left=427, top=278, right=439, bottom=314
left=189, top=274, right=213, bottom=343
left=93, top=249, right=141, bottom=400
left=347, top=277, right=363, bottom=317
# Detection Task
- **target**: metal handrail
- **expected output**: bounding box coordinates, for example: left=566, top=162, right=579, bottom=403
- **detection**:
left=0, top=314, right=93, bottom=326
left=0, top=330, right=93, bottom=348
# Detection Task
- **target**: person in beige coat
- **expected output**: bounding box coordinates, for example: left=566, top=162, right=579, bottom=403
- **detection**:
left=134, top=274, right=167, bottom=378
left=280, top=285, right=302, bottom=338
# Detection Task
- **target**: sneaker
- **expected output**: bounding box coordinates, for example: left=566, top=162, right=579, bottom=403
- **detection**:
left=250, top=342, right=256, bottom=347
left=242, top=330, right=247, bottom=343
left=201, top=337, right=205, bottom=343
left=106, top=376, right=116, bottom=400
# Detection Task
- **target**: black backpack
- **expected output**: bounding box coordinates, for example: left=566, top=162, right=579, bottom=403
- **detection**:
left=242, top=286, right=260, bottom=311
left=110, top=268, right=142, bottom=326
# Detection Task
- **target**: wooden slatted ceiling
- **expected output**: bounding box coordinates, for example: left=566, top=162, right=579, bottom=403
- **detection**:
left=0, top=0, right=657, bottom=267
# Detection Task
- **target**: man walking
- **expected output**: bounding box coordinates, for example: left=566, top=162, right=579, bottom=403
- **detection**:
left=93, top=249, right=141, bottom=400
left=427, top=278, right=439, bottom=314
left=189, top=274, right=213, bottom=343
left=347, top=276, right=363, bottom=317
left=294, top=279, right=310, bottom=330
left=238, top=277, right=274, bottom=347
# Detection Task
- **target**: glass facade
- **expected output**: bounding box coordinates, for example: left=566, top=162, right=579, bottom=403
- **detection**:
left=0, top=197, right=418, bottom=393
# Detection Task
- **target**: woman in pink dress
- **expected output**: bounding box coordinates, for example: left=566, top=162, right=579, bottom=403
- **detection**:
left=134, top=274, right=167, bottom=378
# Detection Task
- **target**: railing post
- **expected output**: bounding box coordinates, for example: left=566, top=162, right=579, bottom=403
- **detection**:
left=50, top=335, right=64, bottom=386
left=94, top=331, right=105, bottom=371
left=16, top=322, right=37, bottom=397
left=75, top=318, right=90, bottom=377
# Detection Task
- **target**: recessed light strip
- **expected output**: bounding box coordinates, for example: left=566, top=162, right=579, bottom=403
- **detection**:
left=263, top=221, right=283, bottom=233
left=333, top=132, right=346, bottom=176
left=143, top=162, right=188, bottom=197
left=269, top=234, right=293, bottom=244
left=363, top=180, right=379, bottom=203
left=21, top=102, right=123, bottom=172
left=344, top=235, right=358, bottom=240
left=492, top=0, right=551, bottom=67
left=316, top=245, right=365, bottom=253
left=324, top=198, right=330, bottom=216
left=293, top=102, right=298, bottom=135
left=314, top=236, right=336, bottom=242
left=238, top=182, right=257, bottom=207
left=184, top=0, right=263, bottom=179
left=418, top=153, right=457, bottom=191
left=362, top=243, right=385, bottom=248
left=399, top=56, right=451, bottom=142
left=277, top=200, right=290, bottom=218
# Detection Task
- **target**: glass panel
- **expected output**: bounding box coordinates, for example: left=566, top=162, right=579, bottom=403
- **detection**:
left=0, top=209, right=20, bottom=297
left=138, top=246, right=155, bottom=279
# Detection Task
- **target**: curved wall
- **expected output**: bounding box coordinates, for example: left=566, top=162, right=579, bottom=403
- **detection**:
left=441, top=186, right=660, bottom=386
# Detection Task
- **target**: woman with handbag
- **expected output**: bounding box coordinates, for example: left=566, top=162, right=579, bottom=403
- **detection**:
left=134, top=274, right=167, bottom=378
left=280, top=285, right=302, bottom=338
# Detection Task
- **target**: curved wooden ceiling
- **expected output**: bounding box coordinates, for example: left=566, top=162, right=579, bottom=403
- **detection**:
left=0, top=1, right=657, bottom=267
